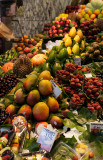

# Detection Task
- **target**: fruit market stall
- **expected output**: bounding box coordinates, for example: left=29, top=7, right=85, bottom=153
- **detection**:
left=0, top=0, right=103, bottom=159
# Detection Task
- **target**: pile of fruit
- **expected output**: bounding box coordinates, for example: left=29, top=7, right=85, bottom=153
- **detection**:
left=79, top=20, right=100, bottom=42
left=55, top=63, right=103, bottom=113
left=78, top=0, right=103, bottom=23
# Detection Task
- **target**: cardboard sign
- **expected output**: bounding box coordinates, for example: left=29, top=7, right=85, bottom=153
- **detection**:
left=90, top=122, right=103, bottom=133
left=37, top=127, right=57, bottom=152
left=50, top=79, right=62, bottom=99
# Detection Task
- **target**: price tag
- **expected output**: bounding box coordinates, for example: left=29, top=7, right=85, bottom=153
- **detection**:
left=37, top=127, right=57, bottom=152
left=90, top=122, right=103, bottom=133
left=85, top=73, right=92, bottom=78
left=50, top=79, right=62, bottom=99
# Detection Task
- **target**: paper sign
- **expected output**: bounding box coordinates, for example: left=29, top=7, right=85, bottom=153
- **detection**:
left=37, top=127, right=57, bottom=152
left=85, top=73, right=92, bottom=78
left=90, top=122, right=103, bottom=133
left=73, top=57, right=81, bottom=66
left=50, top=79, right=62, bottom=99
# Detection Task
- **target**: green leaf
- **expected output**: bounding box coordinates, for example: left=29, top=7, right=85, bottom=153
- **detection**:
left=24, top=138, right=40, bottom=152
left=30, top=46, right=36, bottom=52
left=63, top=118, right=85, bottom=132
left=74, top=115, right=87, bottom=125
left=0, top=68, right=4, bottom=76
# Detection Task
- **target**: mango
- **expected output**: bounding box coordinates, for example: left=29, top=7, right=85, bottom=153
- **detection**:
left=65, top=36, right=72, bottom=47
left=26, top=90, right=40, bottom=106
left=69, top=27, right=76, bottom=38
left=67, top=47, right=72, bottom=55
left=23, top=74, right=38, bottom=92
left=18, top=104, right=32, bottom=120
left=72, top=43, right=80, bottom=55
left=74, top=35, right=80, bottom=43
left=77, top=29, right=83, bottom=39
left=14, top=88, right=25, bottom=104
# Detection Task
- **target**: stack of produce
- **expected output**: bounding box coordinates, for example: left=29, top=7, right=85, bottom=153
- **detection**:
left=79, top=20, right=100, bottom=42
left=56, top=63, right=103, bottom=113
left=54, top=13, right=68, bottom=22
left=0, top=50, right=18, bottom=65
left=84, top=41, right=103, bottom=62
left=43, top=18, right=77, bottom=39
left=78, top=0, right=103, bottom=23
left=65, top=5, right=80, bottom=14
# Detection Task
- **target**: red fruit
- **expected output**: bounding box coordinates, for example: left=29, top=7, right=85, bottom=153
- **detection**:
left=27, top=53, right=33, bottom=58
left=3, top=134, right=8, bottom=138
left=61, top=109, right=70, bottom=118
left=66, top=19, right=70, bottom=24
left=32, top=41, right=37, bottom=46
left=60, top=17, right=66, bottom=21
left=49, top=34, right=53, bottom=38
left=48, top=30, right=52, bottom=34
left=75, top=78, right=79, bottom=83
left=60, top=21, right=65, bottom=26
left=76, top=83, right=81, bottom=87
left=28, top=40, right=32, bottom=44
left=95, top=92, right=100, bottom=97
left=55, top=20, right=59, bottom=24
left=58, top=33, right=63, bottom=37
left=53, top=33, right=58, bottom=37
left=56, top=25, right=61, bottom=29
left=2, top=155, right=11, bottom=160
left=52, top=25, right=56, bottom=30
left=96, top=106, right=101, bottom=110
left=72, top=155, right=78, bottom=160
left=42, top=157, right=49, bottom=160
left=29, top=44, right=34, bottom=48
left=86, top=89, right=92, bottom=94
left=52, top=29, right=57, bottom=34
left=63, top=27, right=68, bottom=31
left=89, top=152, right=94, bottom=158
left=24, top=47, right=31, bottom=53
left=58, top=29, right=63, bottom=33
left=18, top=51, right=23, bottom=55
left=88, top=107, right=94, bottom=112
left=33, top=51, right=38, bottom=56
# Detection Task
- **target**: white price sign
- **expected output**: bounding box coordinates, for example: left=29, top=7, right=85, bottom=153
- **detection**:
left=90, top=122, right=103, bottom=133
left=50, top=79, right=62, bottom=99
left=85, top=73, right=92, bottom=78
left=37, top=127, right=57, bottom=152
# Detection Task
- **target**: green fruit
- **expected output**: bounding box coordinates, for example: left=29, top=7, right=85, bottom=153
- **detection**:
left=58, top=146, right=68, bottom=155
left=53, top=153, right=62, bottom=160
left=52, top=62, right=62, bottom=76
left=52, top=46, right=58, bottom=51
left=58, top=48, right=68, bottom=60
left=48, top=52, right=56, bottom=63
left=42, top=63, right=51, bottom=72
left=65, top=59, right=70, bottom=64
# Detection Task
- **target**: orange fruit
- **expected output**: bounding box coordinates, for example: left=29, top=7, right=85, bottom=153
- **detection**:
left=101, top=10, right=103, bottom=14
left=87, top=10, right=92, bottom=16
left=33, top=102, right=49, bottom=121
left=25, top=39, right=29, bottom=43
left=101, top=35, right=103, bottom=40
left=94, top=9, right=100, bottom=15
left=39, top=80, right=53, bottom=96
left=24, top=35, right=28, bottom=39
left=17, top=47, right=23, bottom=52
left=81, top=5, right=86, bottom=9
left=90, top=14, right=96, bottom=19
left=14, top=44, right=18, bottom=49
left=18, top=42, right=24, bottom=47
left=31, top=38, right=34, bottom=41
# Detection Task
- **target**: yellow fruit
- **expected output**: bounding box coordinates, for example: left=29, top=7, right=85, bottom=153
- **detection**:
left=33, top=102, right=49, bottom=121
left=81, top=10, right=86, bottom=16
left=81, top=53, right=85, bottom=56
left=64, top=34, right=69, bottom=41
left=65, top=36, right=72, bottom=47
left=39, top=80, right=53, bottom=96
left=94, top=9, right=100, bottom=15
left=67, top=47, right=72, bottom=55
left=74, top=35, right=81, bottom=43
left=72, top=43, right=80, bottom=55
left=87, top=10, right=92, bottom=16
left=101, top=10, right=103, bottom=14
left=69, top=27, right=77, bottom=38
left=77, top=30, right=83, bottom=39
left=39, top=70, right=51, bottom=80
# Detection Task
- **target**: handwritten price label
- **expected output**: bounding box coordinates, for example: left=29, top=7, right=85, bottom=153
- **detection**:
left=85, top=73, right=92, bottom=78
left=37, top=127, right=57, bottom=152
left=50, top=79, right=62, bottom=99
left=90, top=122, right=103, bottom=133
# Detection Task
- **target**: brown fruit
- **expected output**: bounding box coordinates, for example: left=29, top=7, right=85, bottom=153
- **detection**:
left=18, top=104, right=32, bottom=120
left=33, top=102, right=49, bottom=121
left=39, top=80, right=53, bottom=96
left=26, top=90, right=40, bottom=106
left=47, top=97, right=59, bottom=113
left=61, top=109, right=70, bottom=118
left=50, top=116, right=63, bottom=128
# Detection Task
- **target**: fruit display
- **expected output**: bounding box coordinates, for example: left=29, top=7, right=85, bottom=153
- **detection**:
left=78, top=0, right=103, bottom=22
left=65, top=5, right=80, bottom=14
left=83, top=41, right=103, bottom=63
left=0, top=50, right=18, bottom=66
left=79, top=20, right=100, bottom=42
left=1, top=1, right=103, bottom=159
left=0, top=74, right=18, bottom=97
left=43, top=18, right=78, bottom=39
